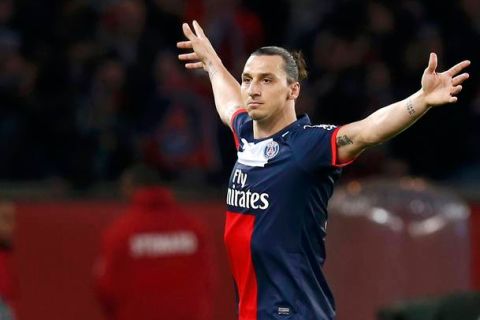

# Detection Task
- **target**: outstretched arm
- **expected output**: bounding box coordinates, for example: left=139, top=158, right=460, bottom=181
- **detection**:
left=336, top=53, right=471, bottom=164
left=177, top=21, right=243, bottom=127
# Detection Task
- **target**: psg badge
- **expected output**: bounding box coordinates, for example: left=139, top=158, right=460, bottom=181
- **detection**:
left=264, top=140, right=280, bottom=160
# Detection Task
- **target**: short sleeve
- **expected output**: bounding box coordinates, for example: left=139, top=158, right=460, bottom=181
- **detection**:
left=291, top=124, right=350, bottom=171
left=229, top=109, right=250, bottom=150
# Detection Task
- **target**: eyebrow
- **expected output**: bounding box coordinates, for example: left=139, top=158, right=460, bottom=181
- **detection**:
left=241, top=72, right=276, bottom=78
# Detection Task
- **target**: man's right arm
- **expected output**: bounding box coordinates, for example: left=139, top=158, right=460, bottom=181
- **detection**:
left=177, top=21, right=244, bottom=128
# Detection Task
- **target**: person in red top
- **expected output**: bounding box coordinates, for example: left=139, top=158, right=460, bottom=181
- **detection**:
left=94, top=164, right=216, bottom=320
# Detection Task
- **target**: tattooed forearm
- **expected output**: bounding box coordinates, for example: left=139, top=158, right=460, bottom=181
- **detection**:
left=207, top=61, right=218, bottom=77
left=337, top=135, right=353, bottom=147
left=406, top=99, right=416, bottom=116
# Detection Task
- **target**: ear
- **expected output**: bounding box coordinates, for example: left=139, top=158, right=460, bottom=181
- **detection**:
left=287, top=82, right=300, bottom=101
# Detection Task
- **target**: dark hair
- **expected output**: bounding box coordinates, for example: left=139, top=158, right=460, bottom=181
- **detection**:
left=251, top=46, right=308, bottom=83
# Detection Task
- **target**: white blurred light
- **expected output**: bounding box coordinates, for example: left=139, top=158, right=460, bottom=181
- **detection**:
left=371, top=207, right=389, bottom=224
left=368, top=207, right=404, bottom=231
left=409, top=216, right=446, bottom=237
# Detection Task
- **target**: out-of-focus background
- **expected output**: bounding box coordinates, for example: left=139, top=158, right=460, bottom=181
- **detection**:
left=0, top=0, right=479, bottom=319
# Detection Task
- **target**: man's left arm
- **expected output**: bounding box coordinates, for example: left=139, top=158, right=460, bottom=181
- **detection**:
left=336, top=53, right=471, bottom=164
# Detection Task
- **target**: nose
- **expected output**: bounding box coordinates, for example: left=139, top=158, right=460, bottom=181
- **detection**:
left=247, top=80, right=261, bottom=97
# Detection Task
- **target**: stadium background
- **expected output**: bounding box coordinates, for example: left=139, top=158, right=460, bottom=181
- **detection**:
left=0, top=0, right=479, bottom=319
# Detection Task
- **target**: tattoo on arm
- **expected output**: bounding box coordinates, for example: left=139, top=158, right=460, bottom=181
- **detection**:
left=207, top=61, right=217, bottom=77
left=337, top=135, right=353, bottom=147
left=406, top=99, right=416, bottom=116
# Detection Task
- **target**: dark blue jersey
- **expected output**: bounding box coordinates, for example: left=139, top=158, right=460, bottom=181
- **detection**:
left=224, top=109, right=348, bottom=320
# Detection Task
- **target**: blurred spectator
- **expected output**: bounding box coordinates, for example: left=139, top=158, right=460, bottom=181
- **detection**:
left=137, top=51, right=221, bottom=182
left=187, top=0, right=264, bottom=73
left=0, top=0, right=36, bottom=179
left=93, top=164, right=216, bottom=320
left=0, top=200, right=16, bottom=320
left=99, top=0, right=146, bottom=66
left=81, top=57, right=133, bottom=179
left=238, top=0, right=284, bottom=47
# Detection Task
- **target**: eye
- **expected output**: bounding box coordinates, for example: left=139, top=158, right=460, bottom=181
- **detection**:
left=242, top=77, right=251, bottom=84
left=263, top=78, right=273, bottom=84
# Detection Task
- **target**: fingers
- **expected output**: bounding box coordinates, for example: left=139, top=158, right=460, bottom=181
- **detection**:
left=182, top=22, right=196, bottom=40
left=179, top=22, right=207, bottom=70
left=178, top=52, right=199, bottom=61
left=448, top=70, right=469, bottom=103
left=426, top=52, right=438, bottom=73
left=185, top=62, right=204, bottom=69
left=447, top=85, right=463, bottom=103
left=176, top=41, right=192, bottom=49
left=451, top=85, right=463, bottom=96
left=446, top=60, right=471, bottom=76
left=182, top=20, right=206, bottom=40
left=178, top=52, right=204, bottom=69
left=192, top=20, right=206, bottom=38
left=452, top=72, right=469, bottom=86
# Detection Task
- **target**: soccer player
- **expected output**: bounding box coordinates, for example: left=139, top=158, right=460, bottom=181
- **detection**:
left=177, top=20, right=470, bottom=320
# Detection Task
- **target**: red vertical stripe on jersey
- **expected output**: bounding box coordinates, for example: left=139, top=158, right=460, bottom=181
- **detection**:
left=331, top=126, right=355, bottom=167
left=230, top=109, right=248, bottom=150
left=224, top=211, right=257, bottom=320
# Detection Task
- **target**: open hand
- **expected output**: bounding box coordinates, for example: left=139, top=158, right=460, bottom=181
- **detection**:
left=177, top=20, right=220, bottom=72
left=421, top=53, right=470, bottom=106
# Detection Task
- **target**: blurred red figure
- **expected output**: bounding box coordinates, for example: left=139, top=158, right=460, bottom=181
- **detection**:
left=94, top=164, right=215, bottom=320
left=0, top=200, right=17, bottom=320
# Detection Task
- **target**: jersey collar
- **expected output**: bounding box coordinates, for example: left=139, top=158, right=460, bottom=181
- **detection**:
left=248, top=114, right=311, bottom=142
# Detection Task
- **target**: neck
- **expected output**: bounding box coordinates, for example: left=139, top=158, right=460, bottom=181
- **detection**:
left=253, top=104, right=297, bottom=139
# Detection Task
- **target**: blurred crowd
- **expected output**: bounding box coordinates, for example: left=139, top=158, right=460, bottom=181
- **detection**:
left=0, top=0, right=479, bottom=190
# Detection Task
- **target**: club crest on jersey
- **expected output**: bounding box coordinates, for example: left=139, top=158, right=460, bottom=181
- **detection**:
left=263, top=140, right=279, bottom=159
